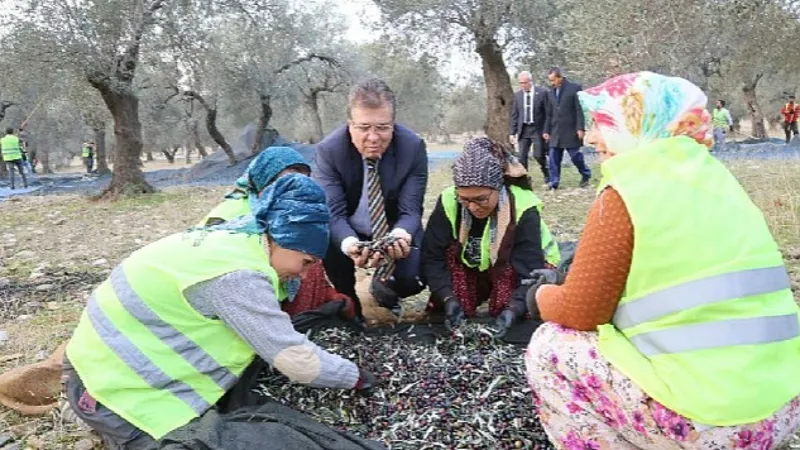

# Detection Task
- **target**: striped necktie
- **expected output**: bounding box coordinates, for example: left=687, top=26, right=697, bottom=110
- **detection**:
left=366, top=158, right=395, bottom=282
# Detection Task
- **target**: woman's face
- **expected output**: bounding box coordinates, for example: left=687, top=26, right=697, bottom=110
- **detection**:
left=456, top=186, right=500, bottom=220
left=585, top=125, right=613, bottom=162
left=265, top=238, right=318, bottom=281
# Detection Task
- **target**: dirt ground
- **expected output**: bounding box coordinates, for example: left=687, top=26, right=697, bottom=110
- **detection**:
left=1, top=159, right=799, bottom=449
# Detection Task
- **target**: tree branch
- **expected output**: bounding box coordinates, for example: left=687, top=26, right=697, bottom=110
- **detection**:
left=273, top=54, right=339, bottom=75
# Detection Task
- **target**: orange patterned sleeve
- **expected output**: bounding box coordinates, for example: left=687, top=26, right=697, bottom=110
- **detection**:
left=536, top=188, right=634, bottom=331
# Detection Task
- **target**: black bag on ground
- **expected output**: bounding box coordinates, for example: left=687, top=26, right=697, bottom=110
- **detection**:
left=158, top=402, right=386, bottom=450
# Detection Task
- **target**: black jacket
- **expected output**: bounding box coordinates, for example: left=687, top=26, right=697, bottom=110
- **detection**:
left=544, top=78, right=586, bottom=149
left=421, top=194, right=546, bottom=315
left=509, top=87, right=549, bottom=137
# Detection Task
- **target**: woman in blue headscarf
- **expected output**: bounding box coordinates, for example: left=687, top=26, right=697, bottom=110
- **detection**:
left=198, top=146, right=312, bottom=227
left=200, top=146, right=354, bottom=318
left=63, top=174, right=377, bottom=448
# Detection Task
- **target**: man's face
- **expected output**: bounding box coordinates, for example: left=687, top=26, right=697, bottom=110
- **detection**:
left=348, top=104, right=394, bottom=159
left=716, top=101, right=723, bottom=109
left=790, top=98, right=796, bottom=105
left=518, top=75, right=532, bottom=92
left=548, top=73, right=563, bottom=88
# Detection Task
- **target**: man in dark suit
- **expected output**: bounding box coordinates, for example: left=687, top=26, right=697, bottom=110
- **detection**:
left=543, top=67, right=592, bottom=190
left=508, top=71, right=549, bottom=183
left=314, top=78, right=428, bottom=319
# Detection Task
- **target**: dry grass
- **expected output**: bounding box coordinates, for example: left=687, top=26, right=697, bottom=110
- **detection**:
left=0, top=157, right=798, bottom=448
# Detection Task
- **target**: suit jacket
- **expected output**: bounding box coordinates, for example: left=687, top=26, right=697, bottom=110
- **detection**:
left=544, top=78, right=585, bottom=149
left=509, top=87, right=549, bottom=137
left=313, top=124, right=428, bottom=249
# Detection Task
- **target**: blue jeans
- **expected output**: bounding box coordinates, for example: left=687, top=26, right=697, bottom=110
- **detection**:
left=548, top=147, right=591, bottom=188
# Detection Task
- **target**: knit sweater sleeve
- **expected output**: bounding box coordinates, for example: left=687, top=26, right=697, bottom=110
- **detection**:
left=536, top=188, right=634, bottom=331
left=184, top=270, right=359, bottom=389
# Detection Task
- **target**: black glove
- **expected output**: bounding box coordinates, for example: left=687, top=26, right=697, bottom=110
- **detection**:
left=730, top=125, right=735, bottom=132
left=444, top=297, right=464, bottom=331
left=493, top=309, right=518, bottom=339
left=522, top=269, right=565, bottom=317
left=354, top=368, right=375, bottom=397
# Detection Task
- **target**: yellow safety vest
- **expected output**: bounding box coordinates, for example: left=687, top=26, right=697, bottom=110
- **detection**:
left=66, top=230, right=286, bottom=438
left=0, top=135, right=22, bottom=161
left=441, top=184, right=561, bottom=268
left=596, top=136, right=800, bottom=425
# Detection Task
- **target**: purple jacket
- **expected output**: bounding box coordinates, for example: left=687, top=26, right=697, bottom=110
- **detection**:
left=312, top=124, right=428, bottom=250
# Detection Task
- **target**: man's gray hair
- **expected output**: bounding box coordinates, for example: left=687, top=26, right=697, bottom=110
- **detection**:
left=548, top=67, right=563, bottom=77
left=518, top=71, right=532, bottom=81
left=347, top=78, right=396, bottom=119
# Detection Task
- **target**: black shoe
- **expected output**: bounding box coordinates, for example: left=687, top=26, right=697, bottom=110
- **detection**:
left=579, top=177, right=591, bottom=188
left=547, top=183, right=558, bottom=191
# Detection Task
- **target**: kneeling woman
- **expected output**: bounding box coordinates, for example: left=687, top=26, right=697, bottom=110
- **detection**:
left=422, top=137, right=560, bottom=337
left=64, top=174, right=374, bottom=448
left=200, top=146, right=353, bottom=318
left=525, top=72, right=800, bottom=449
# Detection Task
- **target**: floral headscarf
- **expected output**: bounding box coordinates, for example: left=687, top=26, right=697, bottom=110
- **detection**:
left=577, top=72, right=713, bottom=155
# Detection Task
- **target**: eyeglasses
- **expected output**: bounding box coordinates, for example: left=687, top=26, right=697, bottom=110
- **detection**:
left=457, top=193, right=495, bottom=207
left=349, top=122, right=394, bottom=135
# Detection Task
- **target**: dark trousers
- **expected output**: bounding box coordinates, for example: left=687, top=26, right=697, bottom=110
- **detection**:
left=84, top=156, right=94, bottom=173
left=64, top=356, right=270, bottom=450
left=548, top=147, right=591, bottom=189
left=784, top=122, right=798, bottom=144
left=323, top=228, right=425, bottom=318
left=518, top=124, right=549, bottom=182
left=5, top=160, right=28, bottom=189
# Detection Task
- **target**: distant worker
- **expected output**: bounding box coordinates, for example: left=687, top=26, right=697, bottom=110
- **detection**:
left=1, top=127, right=28, bottom=189
left=81, top=141, right=95, bottom=174
left=711, top=100, right=734, bottom=149
left=780, top=95, right=800, bottom=144
left=17, top=127, right=34, bottom=174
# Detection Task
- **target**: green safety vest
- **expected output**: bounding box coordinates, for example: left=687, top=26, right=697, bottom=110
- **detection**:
left=596, top=136, right=800, bottom=426
left=712, top=108, right=729, bottom=129
left=441, top=185, right=561, bottom=269
left=82, top=146, right=93, bottom=158
left=66, top=230, right=287, bottom=438
left=0, top=134, right=22, bottom=162
left=197, top=198, right=250, bottom=227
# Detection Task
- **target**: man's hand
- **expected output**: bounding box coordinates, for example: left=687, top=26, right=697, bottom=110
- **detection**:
left=347, top=244, right=371, bottom=268
left=386, top=229, right=412, bottom=260
left=509, top=135, right=517, bottom=146
left=577, top=130, right=585, bottom=141
left=542, top=133, right=550, bottom=141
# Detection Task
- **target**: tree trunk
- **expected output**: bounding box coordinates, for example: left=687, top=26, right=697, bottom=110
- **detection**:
left=742, top=74, right=767, bottom=139
left=189, top=119, right=208, bottom=158
left=146, top=151, right=154, bottom=162
left=161, top=147, right=178, bottom=164
left=92, top=85, right=155, bottom=197
left=205, top=108, right=236, bottom=165
left=307, top=93, right=324, bottom=144
left=185, top=143, right=192, bottom=164
left=251, top=94, right=273, bottom=154
left=475, top=37, right=514, bottom=142
left=93, top=125, right=110, bottom=174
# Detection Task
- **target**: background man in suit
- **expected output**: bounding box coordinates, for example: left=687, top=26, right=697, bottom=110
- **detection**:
left=314, top=78, right=428, bottom=319
left=544, top=67, right=592, bottom=190
left=508, top=71, right=549, bottom=183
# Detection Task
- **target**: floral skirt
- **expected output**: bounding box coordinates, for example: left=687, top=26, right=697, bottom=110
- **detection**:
left=524, top=323, right=800, bottom=450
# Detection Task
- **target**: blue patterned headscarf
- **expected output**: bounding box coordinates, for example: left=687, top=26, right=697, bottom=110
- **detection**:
left=225, top=146, right=311, bottom=208
left=214, top=173, right=330, bottom=259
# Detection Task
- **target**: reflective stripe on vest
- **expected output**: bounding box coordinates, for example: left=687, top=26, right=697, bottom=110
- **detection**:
left=629, top=313, right=799, bottom=357
left=596, top=135, right=800, bottom=426
left=441, top=185, right=561, bottom=268
left=82, top=146, right=92, bottom=157
left=614, top=266, right=791, bottom=330
left=0, top=135, right=22, bottom=161
left=86, top=293, right=211, bottom=414
left=100, top=266, right=239, bottom=390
